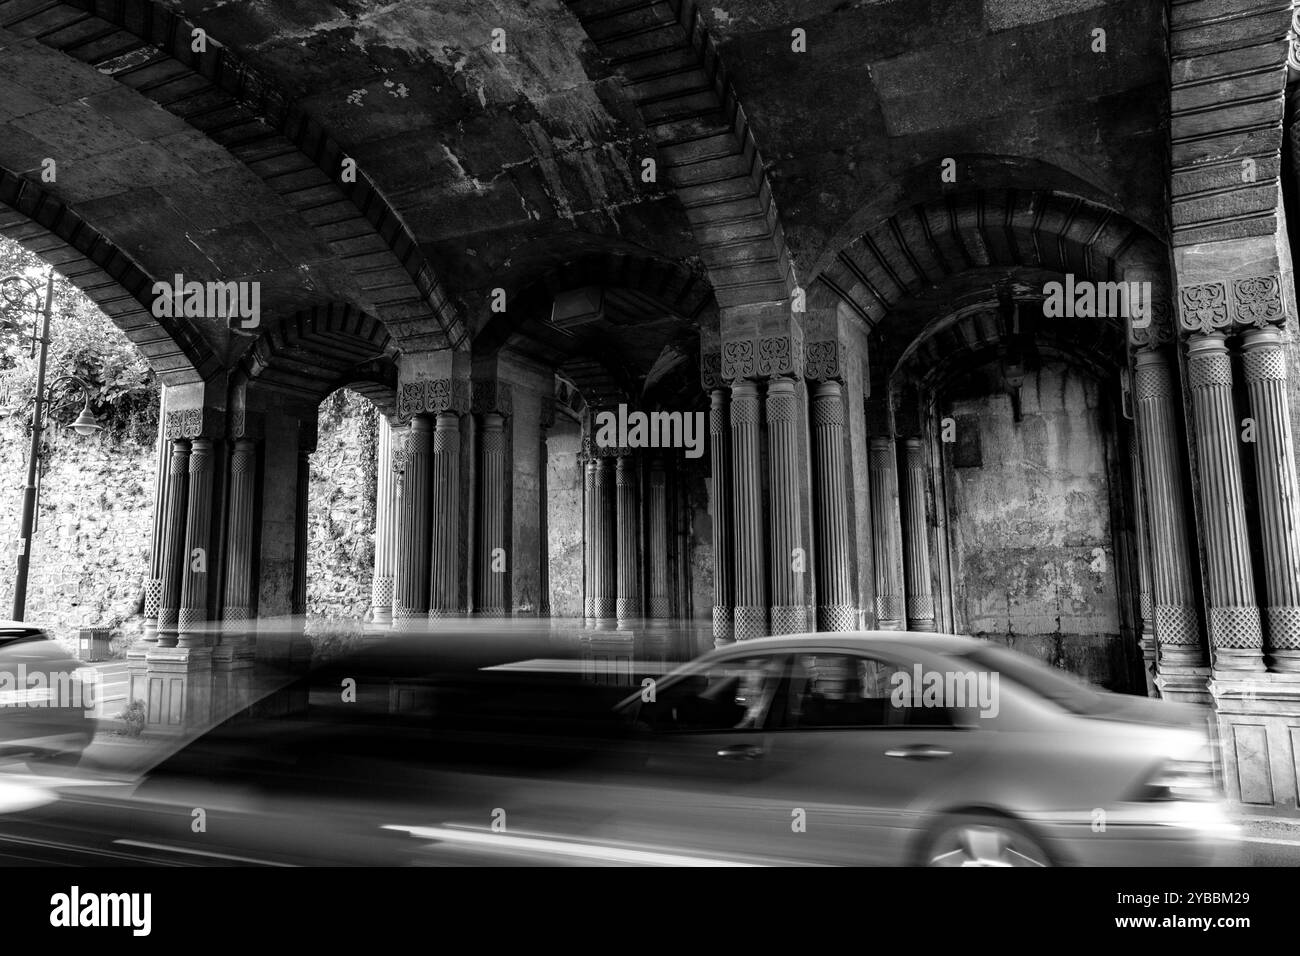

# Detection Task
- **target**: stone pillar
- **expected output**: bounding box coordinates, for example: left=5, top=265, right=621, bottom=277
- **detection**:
left=156, top=439, right=191, bottom=649
left=616, top=454, right=641, bottom=630
left=370, top=418, right=397, bottom=626
left=731, top=381, right=767, bottom=639
left=539, top=401, right=553, bottom=617
left=141, top=389, right=170, bottom=646
left=647, top=458, right=671, bottom=625
left=292, top=444, right=309, bottom=618
left=868, top=436, right=905, bottom=630
left=395, top=415, right=432, bottom=627
left=811, top=380, right=854, bottom=631
left=1186, top=333, right=1264, bottom=671
left=221, top=439, right=257, bottom=625
left=476, top=411, right=507, bottom=615
left=1129, top=431, right=1158, bottom=695
left=177, top=437, right=215, bottom=648
left=1133, top=349, right=1205, bottom=671
left=583, top=454, right=597, bottom=628
left=766, top=378, right=806, bottom=634
left=592, top=455, right=617, bottom=628
left=900, top=437, right=936, bottom=631
left=429, top=411, right=461, bottom=617
left=709, top=388, right=734, bottom=644
left=1241, top=328, right=1300, bottom=672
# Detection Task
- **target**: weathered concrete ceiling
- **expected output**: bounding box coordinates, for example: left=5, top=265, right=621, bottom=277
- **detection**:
left=696, top=0, right=1168, bottom=276
left=0, top=0, right=1172, bottom=392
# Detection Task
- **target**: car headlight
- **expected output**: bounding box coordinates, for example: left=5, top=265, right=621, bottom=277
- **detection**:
left=1135, top=744, right=1220, bottom=802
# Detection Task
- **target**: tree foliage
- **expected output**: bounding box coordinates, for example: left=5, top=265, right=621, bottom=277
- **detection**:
left=0, top=237, right=158, bottom=445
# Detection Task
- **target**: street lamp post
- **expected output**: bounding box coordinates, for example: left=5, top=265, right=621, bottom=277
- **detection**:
left=1, top=268, right=101, bottom=621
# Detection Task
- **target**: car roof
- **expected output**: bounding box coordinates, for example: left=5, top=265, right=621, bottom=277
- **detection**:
left=706, top=630, right=988, bottom=656
left=0, top=621, right=47, bottom=634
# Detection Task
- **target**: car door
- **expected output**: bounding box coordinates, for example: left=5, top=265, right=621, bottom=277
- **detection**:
left=749, top=649, right=999, bottom=864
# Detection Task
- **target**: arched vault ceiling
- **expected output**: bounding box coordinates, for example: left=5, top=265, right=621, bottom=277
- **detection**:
left=691, top=0, right=1168, bottom=271
left=124, top=0, right=701, bottom=298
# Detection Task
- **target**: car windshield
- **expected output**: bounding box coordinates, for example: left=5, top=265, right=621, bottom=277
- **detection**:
left=952, top=644, right=1109, bottom=715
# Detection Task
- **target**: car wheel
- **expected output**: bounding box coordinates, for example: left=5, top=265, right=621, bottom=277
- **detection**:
left=921, top=813, right=1052, bottom=867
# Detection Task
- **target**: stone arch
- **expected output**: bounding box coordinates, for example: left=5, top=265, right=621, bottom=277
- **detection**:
left=0, top=167, right=217, bottom=383
left=1, top=0, right=467, bottom=351
left=240, top=304, right=398, bottom=416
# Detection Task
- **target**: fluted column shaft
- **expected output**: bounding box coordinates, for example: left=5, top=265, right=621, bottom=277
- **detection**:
left=901, top=437, right=936, bottom=631
left=1242, top=328, right=1300, bottom=672
left=592, top=456, right=617, bottom=627
left=584, top=457, right=597, bottom=627
left=178, top=437, right=214, bottom=648
left=476, top=412, right=507, bottom=615
left=429, top=411, right=461, bottom=616
left=370, top=419, right=397, bottom=625
left=767, top=378, right=806, bottom=635
left=1186, top=333, right=1263, bottom=670
left=616, top=454, right=641, bottom=629
left=221, top=439, right=257, bottom=623
left=731, top=382, right=767, bottom=639
left=868, top=436, right=905, bottom=630
left=142, top=390, right=170, bottom=643
left=811, top=381, right=854, bottom=631
left=709, top=389, right=734, bottom=644
left=395, top=415, right=432, bottom=626
left=1129, top=431, right=1158, bottom=691
left=156, top=439, right=191, bottom=648
left=1133, top=349, right=1204, bottom=664
left=647, top=459, right=670, bottom=623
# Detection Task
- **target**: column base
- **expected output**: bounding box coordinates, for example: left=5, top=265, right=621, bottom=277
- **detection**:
left=1209, top=672, right=1300, bottom=813
left=1266, top=649, right=1300, bottom=673
left=734, top=605, right=768, bottom=641
left=1153, top=664, right=1211, bottom=705
left=142, top=645, right=214, bottom=735
left=712, top=606, right=734, bottom=647
left=906, top=618, right=938, bottom=632
left=816, top=605, right=856, bottom=632
left=770, top=605, right=807, bottom=635
left=580, top=630, right=636, bottom=687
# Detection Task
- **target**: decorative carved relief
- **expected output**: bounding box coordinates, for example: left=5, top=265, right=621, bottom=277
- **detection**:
left=721, top=339, right=754, bottom=381
left=397, top=378, right=471, bottom=422
left=804, top=340, right=840, bottom=381
left=700, top=350, right=723, bottom=390
left=472, top=380, right=513, bottom=416
left=163, top=407, right=222, bottom=439
left=1177, top=275, right=1285, bottom=335
left=758, top=334, right=798, bottom=376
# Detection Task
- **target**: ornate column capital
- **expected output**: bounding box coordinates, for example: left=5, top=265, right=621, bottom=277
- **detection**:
left=804, top=340, right=842, bottom=382
left=701, top=350, right=723, bottom=390
left=1178, top=275, right=1285, bottom=336
left=164, top=406, right=224, bottom=440
left=397, top=378, right=471, bottom=423
left=472, top=380, right=513, bottom=416
left=722, top=331, right=804, bottom=383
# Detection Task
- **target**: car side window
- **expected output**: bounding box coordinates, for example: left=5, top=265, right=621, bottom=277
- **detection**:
left=774, top=653, right=969, bottom=729
left=639, top=655, right=788, bottom=733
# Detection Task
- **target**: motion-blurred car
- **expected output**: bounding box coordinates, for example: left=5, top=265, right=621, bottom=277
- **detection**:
left=0, top=621, right=96, bottom=766
left=0, top=628, right=1236, bottom=866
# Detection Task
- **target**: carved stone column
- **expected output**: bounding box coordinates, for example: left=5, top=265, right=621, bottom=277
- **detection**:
left=1129, top=431, right=1158, bottom=694
left=292, top=431, right=312, bottom=618
left=1133, top=349, right=1205, bottom=668
left=141, top=388, right=170, bottom=645
left=156, top=438, right=190, bottom=649
left=766, top=378, right=806, bottom=634
left=868, top=436, right=905, bottom=630
left=592, top=455, right=617, bottom=628
left=476, top=411, right=507, bottom=615
left=900, top=437, right=936, bottom=631
left=395, top=415, right=432, bottom=626
left=1186, top=333, right=1264, bottom=670
left=616, top=454, right=641, bottom=630
left=429, top=411, right=461, bottom=617
left=370, top=418, right=397, bottom=626
left=647, top=458, right=671, bottom=625
left=583, top=452, right=597, bottom=628
left=221, top=438, right=257, bottom=624
left=731, top=381, right=767, bottom=639
left=709, top=388, right=734, bottom=644
left=811, top=380, right=854, bottom=631
left=1241, top=328, right=1300, bottom=672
